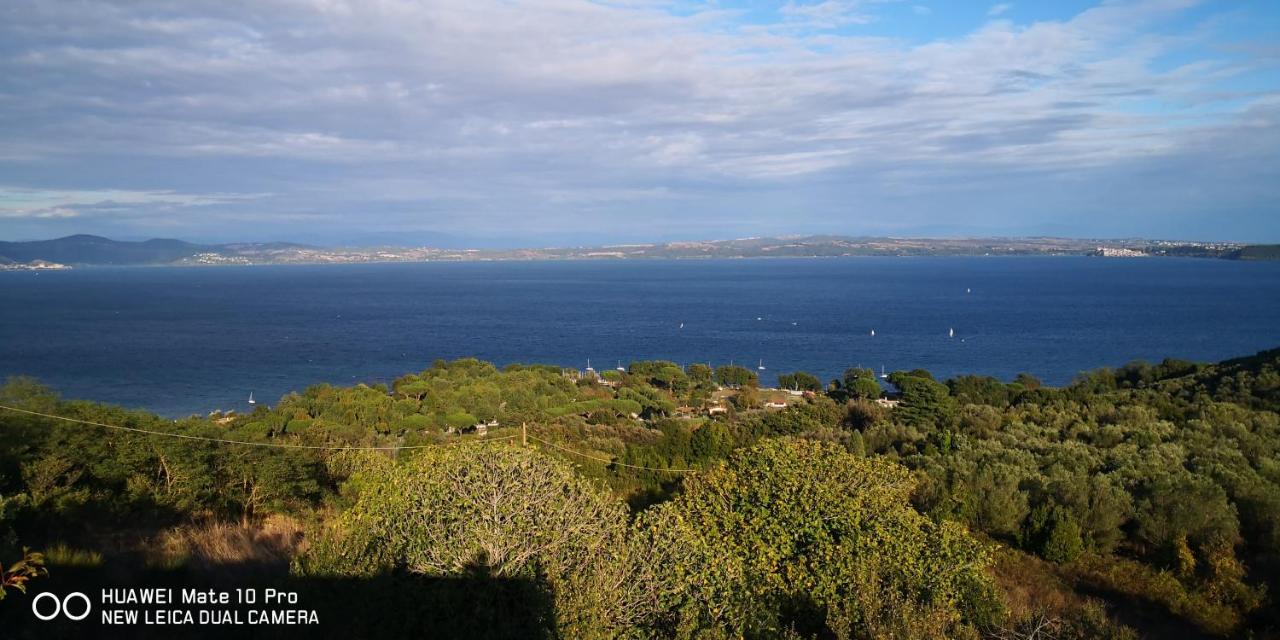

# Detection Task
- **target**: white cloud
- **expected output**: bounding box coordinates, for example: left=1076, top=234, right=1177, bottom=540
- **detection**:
left=0, top=0, right=1275, bottom=241
left=779, top=1, right=874, bottom=28
left=988, top=3, right=1012, bottom=17
left=0, top=187, right=265, bottom=219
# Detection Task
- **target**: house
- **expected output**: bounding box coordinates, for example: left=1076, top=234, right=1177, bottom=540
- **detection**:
left=874, top=397, right=901, bottom=409
left=707, top=405, right=729, bottom=415
left=764, top=400, right=788, bottom=409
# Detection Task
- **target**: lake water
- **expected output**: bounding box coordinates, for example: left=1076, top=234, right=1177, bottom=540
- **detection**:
left=2, top=257, right=1279, bottom=417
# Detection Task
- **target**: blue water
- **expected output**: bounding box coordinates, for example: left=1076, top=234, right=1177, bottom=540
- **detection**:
left=2, top=257, right=1279, bottom=417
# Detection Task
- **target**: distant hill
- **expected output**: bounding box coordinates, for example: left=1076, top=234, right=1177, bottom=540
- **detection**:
left=0, top=235, right=214, bottom=265
left=1227, top=245, right=1280, bottom=261
left=0, top=235, right=311, bottom=266
left=0, top=234, right=1275, bottom=266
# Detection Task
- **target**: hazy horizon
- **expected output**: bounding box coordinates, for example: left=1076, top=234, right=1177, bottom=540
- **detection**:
left=2, top=1, right=1278, bottom=245
left=1, top=230, right=1266, bottom=251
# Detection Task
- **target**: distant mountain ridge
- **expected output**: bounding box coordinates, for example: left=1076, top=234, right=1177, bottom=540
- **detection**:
left=0, top=235, right=310, bottom=265
left=0, top=234, right=1274, bottom=266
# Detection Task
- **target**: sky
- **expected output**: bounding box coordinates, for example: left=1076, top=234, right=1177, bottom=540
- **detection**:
left=1, top=0, right=1278, bottom=247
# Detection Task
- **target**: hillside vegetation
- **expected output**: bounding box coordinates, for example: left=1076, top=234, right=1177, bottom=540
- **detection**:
left=1, top=349, right=1278, bottom=638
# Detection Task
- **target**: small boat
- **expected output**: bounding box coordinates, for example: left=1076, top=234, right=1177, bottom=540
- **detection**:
left=248, top=392, right=256, bottom=405
left=757, top=359, right=766, bottom=371
left=879, top=365, right=888, bottom=379
left=949, top=328, right=955, bottom=338
left=679, top=322, right=684, bottom=329
left=966, top=288, right=972, bottom=294
left=870, top=329, right=875, bottom=337
left=756, top=317, right=763, bottom=321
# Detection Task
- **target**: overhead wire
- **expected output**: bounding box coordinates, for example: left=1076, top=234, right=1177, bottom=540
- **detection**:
left=0, top=404, right=516, bottom=451
left=0, top=404, right=701, bottom=473
left=526, top=433, right=698, bottom=474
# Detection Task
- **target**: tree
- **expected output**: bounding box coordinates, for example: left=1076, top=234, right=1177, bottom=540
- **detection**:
left=967, top=462, right=1030, bottom=538
left=1041, top=512, right=1085, bottom=564
left=0, top=548, right=46, bottom=601
left=638, top=439, right=999, bottom=639
left=777, top=371, right=822, bottom=392
left=297, top=447, right=656, bottom=638
left=714, top=365, right=757, bottom=388
left=890, top=374, right=957, bottom=428
left=689, top=421, right=734, bottom=461
left=829, top=368, right=882, bottom=402
left=687, top=363, right=714, bottom=387
left=627, top=360, right=687, bottom=391
left=1012, top=373, right=1042, bottom=390
left=733, top=385, right=761, bottom=410
left=651, top=365, right=689, bottom=394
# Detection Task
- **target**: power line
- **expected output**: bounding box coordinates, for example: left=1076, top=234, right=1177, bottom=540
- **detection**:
left=526, top=434, right=698, bottom=474
left=0, top=404, right=518, bottom=451
left=0, top=404, right=698, bottom=472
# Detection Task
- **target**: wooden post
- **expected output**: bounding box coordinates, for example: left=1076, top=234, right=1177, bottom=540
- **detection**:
left=521, top=422, right=527, bottom=448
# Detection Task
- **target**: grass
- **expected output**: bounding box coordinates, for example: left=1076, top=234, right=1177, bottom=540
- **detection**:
left=43, top=543, right=104, bottom=568
left=149, top=514, right=305, bottom=573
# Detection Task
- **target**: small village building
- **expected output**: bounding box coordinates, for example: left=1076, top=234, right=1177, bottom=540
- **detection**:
left=470, top=419, right=499, bottom=436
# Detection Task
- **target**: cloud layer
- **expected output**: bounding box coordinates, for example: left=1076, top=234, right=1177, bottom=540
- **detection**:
left=0, top=0, right=1277, bottom=244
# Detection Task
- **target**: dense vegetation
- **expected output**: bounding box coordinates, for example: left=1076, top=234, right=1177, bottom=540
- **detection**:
left=2, top=348, right=1278, bottom=638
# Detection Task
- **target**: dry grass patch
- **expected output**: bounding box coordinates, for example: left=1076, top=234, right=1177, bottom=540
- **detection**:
left=44, top=542, right=104, bottom=568
left=152, top=514, right=305, bottom=573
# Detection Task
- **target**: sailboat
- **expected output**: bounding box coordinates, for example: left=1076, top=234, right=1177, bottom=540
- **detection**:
left=879, top=365, right=888, bottom=379
left=248, top=392, right=256, bottom=405
left=616, top=360, right=626, bottom=372
left=757, top=359, right=766, bottom=371
left=585, top=359, right=595, bottom=374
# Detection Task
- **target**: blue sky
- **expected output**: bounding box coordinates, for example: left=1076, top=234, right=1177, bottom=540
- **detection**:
left=1, top=0, right=1277, bottom=246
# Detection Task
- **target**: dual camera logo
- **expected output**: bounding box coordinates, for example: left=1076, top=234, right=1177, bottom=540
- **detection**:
left=32, top=592, right=92, bottom=621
